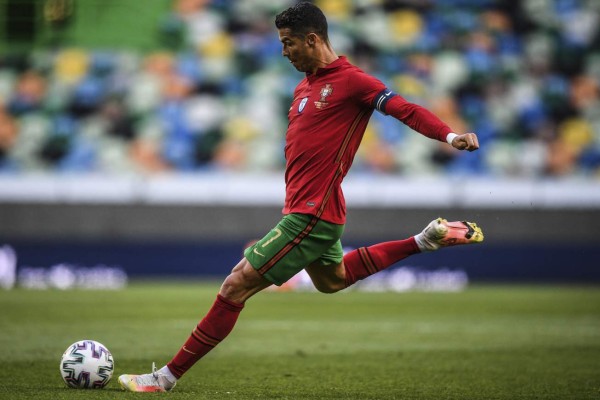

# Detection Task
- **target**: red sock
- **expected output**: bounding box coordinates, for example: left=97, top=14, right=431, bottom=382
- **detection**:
left=344, top=237, right=420, bottom=287
left=167, top=294, right=244, bottom=378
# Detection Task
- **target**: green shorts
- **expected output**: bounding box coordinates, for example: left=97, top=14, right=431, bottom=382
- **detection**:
left=244, top=213, right=345, bottom=286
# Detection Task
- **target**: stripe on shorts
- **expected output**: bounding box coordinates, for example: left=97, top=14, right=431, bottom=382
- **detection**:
left=257, top=216, right=319, bottom=275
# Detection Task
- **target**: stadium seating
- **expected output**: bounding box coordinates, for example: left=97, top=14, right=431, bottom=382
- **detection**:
left=0, top=0, right=598, bottom=178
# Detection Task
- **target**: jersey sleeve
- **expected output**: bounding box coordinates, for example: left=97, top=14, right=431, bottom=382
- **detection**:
left=382, top=94, right=452, bottom=142
left=347, top=70, right=387, bottom=108
left=348, top=69, right=452, bottom=142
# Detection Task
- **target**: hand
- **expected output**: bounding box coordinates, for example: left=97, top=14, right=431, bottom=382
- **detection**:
left=451, top=133, right=479, bottom=152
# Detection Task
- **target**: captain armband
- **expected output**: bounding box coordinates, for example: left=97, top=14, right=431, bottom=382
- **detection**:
left=372, top=89, right=397, bottom=115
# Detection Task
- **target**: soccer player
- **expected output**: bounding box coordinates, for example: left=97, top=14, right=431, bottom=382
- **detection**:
left=119, top=2, right=484, bottom=392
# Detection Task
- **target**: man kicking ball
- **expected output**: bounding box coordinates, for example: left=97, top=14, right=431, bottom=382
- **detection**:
left=119, top=2, right=484, bottom=392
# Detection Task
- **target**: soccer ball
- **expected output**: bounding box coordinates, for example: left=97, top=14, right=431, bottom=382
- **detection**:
left=59, top=340, right=114, bottom=389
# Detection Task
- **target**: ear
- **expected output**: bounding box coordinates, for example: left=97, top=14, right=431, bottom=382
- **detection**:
left=305, top=32, right=318, bottom=47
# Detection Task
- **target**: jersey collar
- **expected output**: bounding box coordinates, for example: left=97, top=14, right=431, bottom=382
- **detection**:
left=306, top=56, right=347, bottom=82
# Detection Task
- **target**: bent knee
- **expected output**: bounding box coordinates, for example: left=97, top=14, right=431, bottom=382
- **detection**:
left=313, top=281, right=345, bottom=294
left=219, top=258, right=271, bottom=303
left=219, top=273, right=242, bottom=299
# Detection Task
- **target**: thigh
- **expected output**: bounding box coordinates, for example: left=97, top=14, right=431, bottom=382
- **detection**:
left=305, top=259, right=345, bottom=292
left=244, top=214, right=344, bottom=286
left=304, top=240, right=345, bottom=292
left=312, top=239, right=343, bottom=267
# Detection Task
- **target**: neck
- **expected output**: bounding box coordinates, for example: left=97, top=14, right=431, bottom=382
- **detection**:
left=309, top=45, right=338, bottom=75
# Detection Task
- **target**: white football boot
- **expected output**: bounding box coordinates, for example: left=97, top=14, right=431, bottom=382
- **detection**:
left=414, top=217, right=484, bottom=252
left=118, top=362, right=176, bottom=392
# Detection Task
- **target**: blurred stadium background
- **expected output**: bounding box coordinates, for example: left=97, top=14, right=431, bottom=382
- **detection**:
left=0, top=0, right=599, bottom=286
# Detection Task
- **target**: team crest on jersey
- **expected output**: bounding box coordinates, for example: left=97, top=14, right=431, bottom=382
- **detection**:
left=298, top=97, right=308, bottom=113
left=314, top=84, right=333, bottom=109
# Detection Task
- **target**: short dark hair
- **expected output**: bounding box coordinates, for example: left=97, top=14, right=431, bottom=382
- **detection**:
left=275, top=2, right=329, bottom=42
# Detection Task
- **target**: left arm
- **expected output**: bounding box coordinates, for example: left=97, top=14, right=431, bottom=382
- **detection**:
left=373, top=90, right=480, bottom=152
left=350, top=72, right=480, bottom=152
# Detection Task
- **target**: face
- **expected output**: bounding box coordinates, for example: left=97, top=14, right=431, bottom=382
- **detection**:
left=278, top=28, right=315, bottom=73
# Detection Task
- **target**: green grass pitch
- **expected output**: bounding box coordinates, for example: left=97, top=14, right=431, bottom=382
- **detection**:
left=0, top=282, right=598, bottom=399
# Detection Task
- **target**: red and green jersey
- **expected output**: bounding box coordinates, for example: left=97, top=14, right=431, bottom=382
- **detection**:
left=283, top=56, right=452, bottom=224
